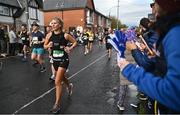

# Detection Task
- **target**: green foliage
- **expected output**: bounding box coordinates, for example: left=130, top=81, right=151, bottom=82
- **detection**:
left=110, top=16, right=127, bottom=29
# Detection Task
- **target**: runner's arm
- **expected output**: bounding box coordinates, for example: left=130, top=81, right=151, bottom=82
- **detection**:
left=65, top=33, right=77, bottom=51
left=44, top=32, right=52, bottom=50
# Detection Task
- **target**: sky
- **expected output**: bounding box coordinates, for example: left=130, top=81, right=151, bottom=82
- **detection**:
left=94, top=0, right=153, bottom=26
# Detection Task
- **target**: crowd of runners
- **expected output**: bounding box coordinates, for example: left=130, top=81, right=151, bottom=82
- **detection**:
left=0, top=15, right=117, bottom=113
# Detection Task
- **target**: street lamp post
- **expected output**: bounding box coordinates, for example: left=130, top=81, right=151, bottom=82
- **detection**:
left=56, top=0, right=64, bottom=20
left=26, top=0, right=30, bottom=31
left=117, top=0, right=120, bottom=30
left=106, top=3, right=120, bottom=30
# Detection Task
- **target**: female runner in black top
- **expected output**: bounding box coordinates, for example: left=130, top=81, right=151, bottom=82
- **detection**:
left=44, top=17, right=77, bottom=113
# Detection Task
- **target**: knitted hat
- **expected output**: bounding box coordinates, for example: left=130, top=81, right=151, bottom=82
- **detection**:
left=155, top=0, right=180, bottom=14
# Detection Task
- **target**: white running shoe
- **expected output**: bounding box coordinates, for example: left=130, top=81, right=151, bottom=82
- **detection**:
left=50, top=104, right=60, bottom=113
left=66, top=69, right=69, bottom=73
left=67, top=83, right=73, bottom=96
left=117, top=104, right=125, bottom=111
left=49, top=74, right=55, bottom=81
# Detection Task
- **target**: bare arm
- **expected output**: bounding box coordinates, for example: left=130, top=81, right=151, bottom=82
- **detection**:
left=44, top=32, right=52, bottom=50
left=64, top=33, right=77, bottom=53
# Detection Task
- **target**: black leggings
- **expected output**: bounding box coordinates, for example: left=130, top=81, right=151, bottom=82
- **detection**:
left=9, top=43, right=16, bottom=56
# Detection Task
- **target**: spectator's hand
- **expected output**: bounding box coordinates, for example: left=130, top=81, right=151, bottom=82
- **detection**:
left=117, top=57, right=130, bottom=71
left=126, top=41, right=137, bottom=51
left=139, top=43, right=146, bottom=51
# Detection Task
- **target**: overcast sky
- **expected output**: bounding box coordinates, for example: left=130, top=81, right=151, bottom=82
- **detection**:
left=94, top=0, right=153, bottom=26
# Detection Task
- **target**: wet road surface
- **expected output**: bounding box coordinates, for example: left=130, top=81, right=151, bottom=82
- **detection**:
left=0, top=41, right=140, bottom=114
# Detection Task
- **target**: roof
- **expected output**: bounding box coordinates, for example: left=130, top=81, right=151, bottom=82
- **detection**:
left=95, top=10, right=111, bottom=20
left=43, top=0, right=87, bottom=11
left=0, top=0, right=21, bottom=8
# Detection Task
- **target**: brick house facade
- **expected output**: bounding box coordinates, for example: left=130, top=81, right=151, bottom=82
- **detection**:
left=43, top=0, right=111, bottom=33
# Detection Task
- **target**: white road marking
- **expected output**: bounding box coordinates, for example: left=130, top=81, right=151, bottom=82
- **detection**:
left=13, top=53, right=107, bottom=114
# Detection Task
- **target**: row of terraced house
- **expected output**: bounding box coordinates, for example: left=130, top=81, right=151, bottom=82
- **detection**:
left=0, top=0, right=111, bottom=33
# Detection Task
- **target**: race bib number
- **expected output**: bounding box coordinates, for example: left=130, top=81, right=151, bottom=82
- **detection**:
left=84, top=37, right=87, bottom=40
left=32, top=37, right=38, bottom=44
left=53, top=50, right=64, bottom=57
left=89, top=37, right=93, bottom=41
left=21, top=37, right=26, bottom=40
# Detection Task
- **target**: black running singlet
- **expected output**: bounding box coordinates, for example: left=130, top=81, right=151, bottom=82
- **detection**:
left=49, top=32, right=69, bottom=61
left=21, top=31, right=29, bottom=41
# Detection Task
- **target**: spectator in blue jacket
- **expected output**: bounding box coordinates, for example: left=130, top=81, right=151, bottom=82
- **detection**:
left=126, top=17, right=158, bottom=113
left=117, top=0, right=180, bottom=113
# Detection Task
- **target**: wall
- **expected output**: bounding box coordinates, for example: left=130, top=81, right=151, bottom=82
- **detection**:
left=44, top=9, right=85, bottom=32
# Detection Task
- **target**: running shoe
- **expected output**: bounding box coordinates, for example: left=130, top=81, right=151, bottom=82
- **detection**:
left=139, top=93, right=148, bottom=101
left=117, top=104, right=125, bottom=111
left=40, top=67, right=46, bottom=73
left=66, top=69, right=69, bottom=73
left=130, top=103, right=138, bottom=108
left=22, top=58, right=27, bottom=62
left=84, top=52, right=87, bottom=55
left=32, top=62, right=39, bottom=68
left=50, top=104, right=60, bottom=113
left=67, top=83, right=73, bottom=96
left=1, top=53, right=6, bottom=57
left=108, top=57, right=111, bottom=60
left=49, top=74, right=55, bottom=81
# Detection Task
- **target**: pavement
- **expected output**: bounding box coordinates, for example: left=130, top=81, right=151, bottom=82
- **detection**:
left=0, top=40, right=145, bottom=114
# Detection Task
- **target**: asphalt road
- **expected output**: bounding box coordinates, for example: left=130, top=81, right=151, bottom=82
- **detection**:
left=0, top=41, right=139, bottom=114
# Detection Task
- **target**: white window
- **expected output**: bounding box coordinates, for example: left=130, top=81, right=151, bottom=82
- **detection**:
left=29, top=7, right=38, bottom=20
left=0, top=6, right=3, bottom=14
left=0, top=5, right=10, bottom=16
left=86, top=10, right=94, bottom=24
left=98, top=16, right=102, bottom=26
left=28, top=0, right=39, bottom=20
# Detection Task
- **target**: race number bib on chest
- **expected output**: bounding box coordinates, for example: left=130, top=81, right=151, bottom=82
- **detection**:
left=84, top=37, right=87, bottom=40
left=53, top=50, right=64, bottom=57
left=89, top=37, right=93, bottom=41
left=32, top=37, right=38, bottom=44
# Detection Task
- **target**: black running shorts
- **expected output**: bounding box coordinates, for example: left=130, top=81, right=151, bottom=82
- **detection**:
left=53, top=60, right=69, bottom=71
left=106, top=43, right=112, bottom=50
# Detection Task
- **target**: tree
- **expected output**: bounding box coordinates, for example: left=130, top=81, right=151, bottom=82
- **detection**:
left=110, top=16, right=127, bottom=29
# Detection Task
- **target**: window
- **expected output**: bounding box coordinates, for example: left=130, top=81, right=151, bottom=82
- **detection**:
left=0, top=5, right=10, bottom=16
left=29, top=0, right=38, bottom=8
left=28, top=0, right=39, bottom=20
left=86, top=10, right=94, bottom=24
left=29, top=7, right=38, bottom=20
left=98, top=16, right=102, bottom=26
left=0, top=6, right=3, bottom=14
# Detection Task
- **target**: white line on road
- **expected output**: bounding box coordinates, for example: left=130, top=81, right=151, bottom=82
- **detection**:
left=13, top=53, right=107, bottom=114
